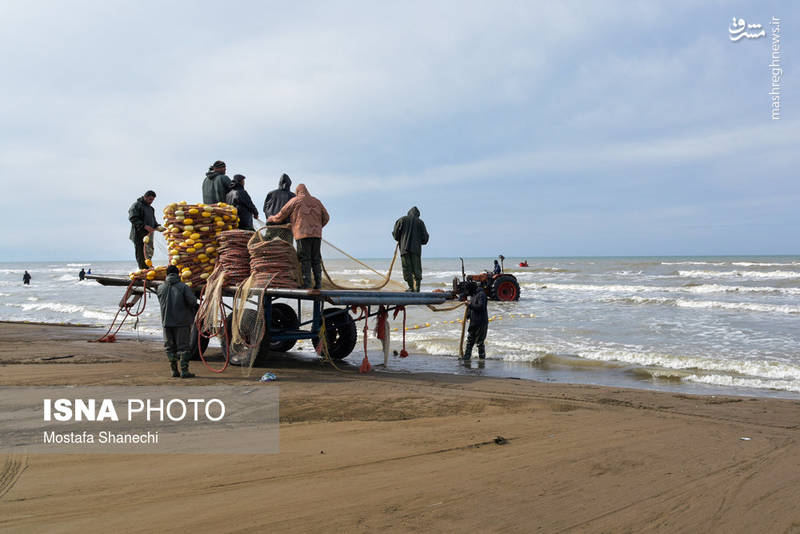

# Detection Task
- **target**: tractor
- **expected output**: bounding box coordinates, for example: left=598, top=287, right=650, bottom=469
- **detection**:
left=453, top=255, right=521, bottom=302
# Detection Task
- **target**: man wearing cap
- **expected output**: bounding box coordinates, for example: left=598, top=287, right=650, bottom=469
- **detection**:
left=128, top=190, right=164, bottom=269
left=157, top=265, right=198, bottom=378
left=202, top=160, right=233, bottom=205
left=225, top=174, right=259, bottom=231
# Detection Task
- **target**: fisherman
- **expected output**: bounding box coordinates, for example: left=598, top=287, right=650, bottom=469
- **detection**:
left=22, top=270, right=31, bottom=285
left=262, top=173, right=296, bottom=243
left=392, top=206, right=429, bottom=292
left=79, top=268, right=85, bottom=281
left=156, top=265, right=198, bottom=378
left=202, top=160, right=233, bottom=205
left=462, top=283, right=489, bottom=361
left=493, top=260, right=501, bottom=275
left=267, top=184, right=330, bottom=289
left=128, top=190, right=164, bottom=270
left=225, top=174, right=259, bottom=231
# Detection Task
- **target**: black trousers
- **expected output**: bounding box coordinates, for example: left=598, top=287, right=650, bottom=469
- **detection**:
left=163, top=326, right=191, bottom=354
left=296, top=237, right=322, bottom=288
left=464, top=322, right=488, bottom=359
left=133, top=231, right=148, bottom=270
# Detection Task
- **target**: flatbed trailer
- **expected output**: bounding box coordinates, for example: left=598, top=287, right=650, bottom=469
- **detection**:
left=87, top=274, right=455, bottom=364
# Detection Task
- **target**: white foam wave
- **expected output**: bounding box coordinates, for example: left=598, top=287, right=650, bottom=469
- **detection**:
left=731, top=262, right=800, bottom=267
left=0, top=292, right=9, bottom=297
left=528, top=282, right=800, bottom=296
left=684, top=374, right=800, bottom=393
left=621, top=296, right=800, bottom=314
left=662, top=261, right=723, bottom=266
left=678, top=270, right=800, bottom=280
left=579, top=347, right=800, bottom=381
left=14, top=301, right=86, bottom=314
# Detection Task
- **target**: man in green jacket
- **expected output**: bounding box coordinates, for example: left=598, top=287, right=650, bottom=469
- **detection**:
left=202, top=160, right=233, bottom=205
left=392, top=206, right=429, bottom=292
left=156, top=265, right=198, bottom=378
left=128, top=190, right=162, bottom=269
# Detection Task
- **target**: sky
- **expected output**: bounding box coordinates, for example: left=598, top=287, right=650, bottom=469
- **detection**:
left=0, top=1, right=796, bottom=261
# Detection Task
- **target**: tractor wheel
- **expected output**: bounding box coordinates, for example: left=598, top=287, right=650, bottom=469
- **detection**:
left=189, top=321, right=210, bottom=361
left=312, top=308, right=358, bottom=360
left=492, top=274, right=520, bottom=301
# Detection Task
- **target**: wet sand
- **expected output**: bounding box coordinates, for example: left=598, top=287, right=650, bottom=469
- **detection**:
left=1, top=322, right=799, bottom=532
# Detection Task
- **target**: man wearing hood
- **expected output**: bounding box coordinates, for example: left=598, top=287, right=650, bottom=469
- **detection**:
left=262, top=173, right=296, bottom=244
left=268, top=184, right=330, bottom=289
left=202, top=160, right=233, bottom=205
left=128, top=190, right=164, bottom=269
left=156, top=265, right=198, bottom=378
left=392, top=206, right=429, bottom=292
left=225, top=174, right=259, bottom=231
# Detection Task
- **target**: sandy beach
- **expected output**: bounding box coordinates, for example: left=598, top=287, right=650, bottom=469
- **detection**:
left=1, top=322, right=799, bottom=533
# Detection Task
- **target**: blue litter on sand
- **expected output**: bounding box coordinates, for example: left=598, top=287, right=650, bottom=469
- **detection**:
left=260, top=372, right=277, bottom=382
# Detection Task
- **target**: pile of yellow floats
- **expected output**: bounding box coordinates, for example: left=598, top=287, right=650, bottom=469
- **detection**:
left=129, top=201, right=238, bottom=288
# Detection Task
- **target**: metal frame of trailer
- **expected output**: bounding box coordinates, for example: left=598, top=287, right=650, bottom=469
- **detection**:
left=86, top=274, right=455, bottom=361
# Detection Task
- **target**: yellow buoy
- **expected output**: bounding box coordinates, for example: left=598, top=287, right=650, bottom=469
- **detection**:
left=183, top=218, right=194, bottom=225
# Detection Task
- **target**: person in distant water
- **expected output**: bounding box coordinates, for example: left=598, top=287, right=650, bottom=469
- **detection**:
left=462, top=283, right=489, bottom=361
left=262, top=173, right=296, bottom=244
left=79, top=268, right=86, bottom=281
left=225, top=174, right=259, bottom=231
left=268, top=184, right=330, bottom=289
left=22, top=270, right=31, bottom=285
left=128, top=190, right=164, bottom=270
left=392, top=206, right=429, bottom=292
left=156, top=265, right=198, bottom=378
left=87, top=268, right=91, bottom=274
left=202, top=160, right=233, bottom=204
left=493, top=260, right=502, bottom=275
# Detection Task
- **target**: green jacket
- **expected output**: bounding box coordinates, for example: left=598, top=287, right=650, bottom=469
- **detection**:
left=202, top=171, right=233, bottom=205
left=156, top=274, right=198, bottom=327
left=392, top=206, right=429, bottom=256
left=128, top=197, right=159, bottom=241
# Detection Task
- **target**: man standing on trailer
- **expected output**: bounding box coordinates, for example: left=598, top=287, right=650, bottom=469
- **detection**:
left=226, top=174, right=259, bottom=231
left=267, top=183, right=330, bottom=289
left=392, top=206, right=429, bottom=292
left=202, top=160, right=233, bottom=205
left=128, top=190, right=163, bottom=270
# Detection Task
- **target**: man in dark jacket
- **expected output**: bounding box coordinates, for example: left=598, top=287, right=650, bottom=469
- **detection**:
left=225, top=174, right=259, bottom=231
left=262, top=173, right=296, bottom=243
left=462, top=283, right=489, bottom=361
left=392, top=206, right=429, bottom=292
left=156, top=265, right=198, bottom=378
left=22, top=271, right=31, bottom=285
left=128, top=190, right=162, bottom=269
left=202, top=160, right=233, bottom=205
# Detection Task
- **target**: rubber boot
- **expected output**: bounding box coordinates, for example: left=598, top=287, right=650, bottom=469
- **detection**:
left=462, top=343, right=473, bottom=361
left=312, top=263, right=322, bottom=289
left=301, top=262, right=312, bottom=289
left=179, top=352, right=195, bottom=378
left=167, top=352, right=180, bottom=378
left=414, top=278, right=422, bottom=292
left=478, top=345, right=486, bottom=360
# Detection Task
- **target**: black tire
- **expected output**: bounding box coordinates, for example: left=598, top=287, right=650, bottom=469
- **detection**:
left=268, top=303, right=299, bottom=353
left=189, top=320, right=210, bottom=361
left=312, top=308, right=358, bottom=360
left=492, top=274, right=521, bottom=301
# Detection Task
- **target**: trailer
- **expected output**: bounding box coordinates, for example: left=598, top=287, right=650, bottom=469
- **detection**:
left=87, top=274, right=455, bottom=366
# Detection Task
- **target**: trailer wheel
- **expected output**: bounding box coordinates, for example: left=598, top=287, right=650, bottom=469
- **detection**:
left=492, top=275, right=520, bottom=301
left=189, top=321, right=210, bottom=361
left=312, top=308, right=358, bottom=360
left=268, top=303, right=299, bottom=353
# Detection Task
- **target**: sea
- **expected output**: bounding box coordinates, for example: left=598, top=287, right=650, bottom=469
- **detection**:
left=2, top=256, right=800, bottom=399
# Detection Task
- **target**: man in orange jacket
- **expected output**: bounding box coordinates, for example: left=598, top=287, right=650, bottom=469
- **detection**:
left=268, top=184, right=330, bottom=289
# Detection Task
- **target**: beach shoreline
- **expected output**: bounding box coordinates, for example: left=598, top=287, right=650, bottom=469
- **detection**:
left=1, top=322, right=799, bottom=531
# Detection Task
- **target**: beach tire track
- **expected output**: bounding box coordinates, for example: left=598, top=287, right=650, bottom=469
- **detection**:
left=0, top=454, right=28, bottom=500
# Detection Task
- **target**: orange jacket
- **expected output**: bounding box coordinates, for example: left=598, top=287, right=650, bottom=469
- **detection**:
left=269, top=184, right=330, bottom=239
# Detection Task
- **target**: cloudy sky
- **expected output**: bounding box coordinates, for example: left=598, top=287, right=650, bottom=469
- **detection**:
left=0, top=1, right=795, bottom=261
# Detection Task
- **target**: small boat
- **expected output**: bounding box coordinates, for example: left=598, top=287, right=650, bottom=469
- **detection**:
left=519, top=261, right=529, bottom=267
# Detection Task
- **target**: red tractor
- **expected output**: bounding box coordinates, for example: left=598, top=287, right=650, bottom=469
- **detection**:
left=453, top=256, right=521, bottom=302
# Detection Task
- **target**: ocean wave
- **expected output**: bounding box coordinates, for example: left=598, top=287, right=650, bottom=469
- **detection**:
left=578, top=347, right=800, bottom=381
left=16, top=301, right=86, bottom=314
left=678, top=270, right=800, bottom=280
left=619, top=296, right=800, bottom=314
left=0, top=292, right=10, bottom=297
left=528, top=283, right=800, bottom=296
left=731, top=262, right=800, bottom=267
left=662, top=261, right=724, bottom=266
left=684, top=374, right=800, bottom=393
